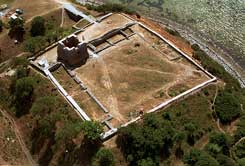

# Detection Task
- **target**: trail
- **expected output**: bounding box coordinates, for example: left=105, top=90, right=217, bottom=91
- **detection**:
left=60, top=7, right=65, bottom=27
left=98, top=57, right=124, bottom=122
left=234, top=137, right=245, bottom=146
left=0, top=109, right=37, bottom=166
left=210, top=85, right=226, bottom=133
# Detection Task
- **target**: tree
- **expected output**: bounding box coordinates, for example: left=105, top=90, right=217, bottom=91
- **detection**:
left=81, top=121, right=103, bottom=142
left=137, top=158, right=157, bottom=166
left=14, top=77, right=34, bottom=117
left=24, top=36, right=46, bottom=53
left=0, top=19, right=3, bottom=32
left=55, top=121, right=83, bottom=143
left=16, top=66, right=29, bottom=79
left=30, top=16, right=46, bottom=36
left=117, top=114, right=174, bottom=164
left=238, top=158, right=245, bottom=166
left=8, top=17, right=25, bottom=41
left=24, top=37, right=37, bottom=53
left=215, top=90, right=241, bottom=124
left=184, top=149, right=219, bottom=166
left=92, top=148, right=115, bottom=166
left=30, top=96, right=58, bottom=118
left=207, top=132, right=231, bottom=156
left=216, top=154, right=237, bottom=166
left=174, top=131, right=185, bottom=158
left=184, top=122, right=201, bottom=145
left=234, top=115, right=245, bottom=142
left=9, top=17, right=24, bottom=31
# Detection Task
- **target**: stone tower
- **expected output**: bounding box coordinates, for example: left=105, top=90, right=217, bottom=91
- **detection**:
left=57, top=34, right=89, bottom=67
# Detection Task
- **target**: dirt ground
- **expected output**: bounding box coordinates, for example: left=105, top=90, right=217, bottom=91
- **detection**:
left=77, top=13, right=134, bottom=42
left=132, top=15, right=194, bottom=56
left=33, top=13, right=210, bottom=128
left=75, top=23, right=209, bottom=125
left=52, top=66, right=108, bottom=121
left=11, top=0, right=60, bottom=21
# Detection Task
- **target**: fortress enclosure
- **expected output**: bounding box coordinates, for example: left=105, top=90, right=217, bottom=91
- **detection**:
left=57, top=34, right=89, bottom=67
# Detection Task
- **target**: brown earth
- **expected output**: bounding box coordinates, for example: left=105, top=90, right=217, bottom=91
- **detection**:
left=75, top=23, right=209, bottom=126
left=131, top=15, right=193, bottom=56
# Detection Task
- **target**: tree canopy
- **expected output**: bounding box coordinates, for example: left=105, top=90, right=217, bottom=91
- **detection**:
left=14, top=76, right=34, bottom=117
left=81, top=121, right=103, bottom=141
left=117, top=114, right=175, bottom=165
left=30, top=16, right=46, bottom=36
left=92, top=148, right=115, bottom=166
left=215, top=90, right=241, bottom=124
left=184, top=149, right=219, bottom=166
left=0, top=19, right=3, bottom=32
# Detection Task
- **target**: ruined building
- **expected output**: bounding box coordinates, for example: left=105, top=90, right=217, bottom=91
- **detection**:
left=57, top=34, right=89, bottom=67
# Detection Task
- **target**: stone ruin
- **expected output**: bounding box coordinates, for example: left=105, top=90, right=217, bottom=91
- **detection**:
left=57, top=34, right=89, bottom=67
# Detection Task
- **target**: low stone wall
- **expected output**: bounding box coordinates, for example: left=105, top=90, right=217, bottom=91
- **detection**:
left=89, top=22, right=136, bottom=47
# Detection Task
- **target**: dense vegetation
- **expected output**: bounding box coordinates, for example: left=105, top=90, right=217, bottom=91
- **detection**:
left=86, top=2, right=136, bottom=15
left=24, top=16, right=74, bottom=54
left=0, top=57, right=110, bottom=165
left=0, top=19, right=3, bottom=32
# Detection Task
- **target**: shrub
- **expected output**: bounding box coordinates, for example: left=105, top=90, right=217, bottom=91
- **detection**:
left=165, top=27, right=181, bottom=37
left=86, top=2, right=136, bottom=15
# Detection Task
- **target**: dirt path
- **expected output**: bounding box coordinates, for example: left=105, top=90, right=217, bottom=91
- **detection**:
left=60, top=7, right=65, bottom=27
left=0, top=109, right=37, bottom=166
left=98, top=57, right=124, bottom=122
left=210, top=85, right=226, bottom=133
left=234, top=137, right=245, bottom=146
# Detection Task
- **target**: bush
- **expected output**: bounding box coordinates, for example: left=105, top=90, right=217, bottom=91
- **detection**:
left=165, top=27, right=181, bottom=37
left=191, top=44, right=240, bottom=89
left=86, top=2, right=136, bottom=15
left=137, top=158, right=157, bottom=166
